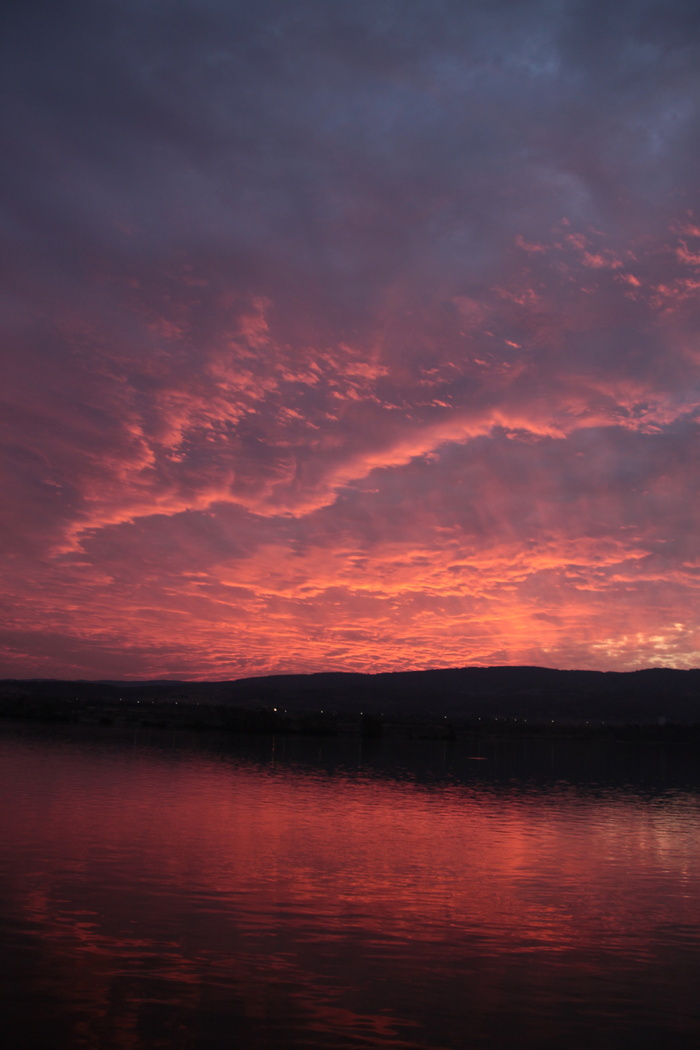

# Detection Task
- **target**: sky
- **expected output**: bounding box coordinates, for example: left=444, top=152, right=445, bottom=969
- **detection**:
left=2, top=0, right=700, bottom=680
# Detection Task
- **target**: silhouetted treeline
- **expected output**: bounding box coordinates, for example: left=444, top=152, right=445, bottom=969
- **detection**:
left=1, top=666, right=700, bottom=738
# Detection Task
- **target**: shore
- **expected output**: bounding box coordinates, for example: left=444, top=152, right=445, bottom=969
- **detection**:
left=2, top=691, right=699, bottom=743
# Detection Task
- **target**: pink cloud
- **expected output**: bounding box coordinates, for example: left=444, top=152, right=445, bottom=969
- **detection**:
left=3, top=1, right=700, bottom=677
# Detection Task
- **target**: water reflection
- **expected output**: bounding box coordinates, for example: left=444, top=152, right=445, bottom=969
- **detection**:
left=1, top=724, right=700, bottom=1048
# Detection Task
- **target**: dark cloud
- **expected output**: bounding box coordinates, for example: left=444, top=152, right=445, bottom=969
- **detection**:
left=1, top=0, right=700, bottom=676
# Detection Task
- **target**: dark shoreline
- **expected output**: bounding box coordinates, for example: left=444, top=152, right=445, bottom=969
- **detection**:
left=3, top=695, right=700, bottom=745
left=3, top=665, right=700, bottom=743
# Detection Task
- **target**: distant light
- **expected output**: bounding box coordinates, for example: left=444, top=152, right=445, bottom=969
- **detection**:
left=273, top=707, right=277, bottom=712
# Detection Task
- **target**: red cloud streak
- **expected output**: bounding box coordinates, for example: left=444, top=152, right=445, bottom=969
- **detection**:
left=1, top=1, right=700, bottom=677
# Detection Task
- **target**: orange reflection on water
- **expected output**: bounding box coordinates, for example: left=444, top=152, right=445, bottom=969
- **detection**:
left=2, top=731, right=700, bottom=1048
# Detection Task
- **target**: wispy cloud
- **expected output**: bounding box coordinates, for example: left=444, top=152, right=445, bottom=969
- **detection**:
left=2, top=0, right=700, bottom=677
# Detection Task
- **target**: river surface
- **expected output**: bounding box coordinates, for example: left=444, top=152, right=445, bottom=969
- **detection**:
left=1, top=723, right=700, bottom=1049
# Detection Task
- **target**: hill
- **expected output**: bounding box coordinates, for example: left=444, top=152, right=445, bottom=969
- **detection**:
left=1, top=666, right=699, bottom=727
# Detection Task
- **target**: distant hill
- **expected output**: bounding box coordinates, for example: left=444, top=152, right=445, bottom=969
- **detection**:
left=2, top=666, right=700, bottom=724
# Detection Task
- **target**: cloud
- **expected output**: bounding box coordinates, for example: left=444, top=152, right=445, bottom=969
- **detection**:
left=1, top=0, right=700, bottom=676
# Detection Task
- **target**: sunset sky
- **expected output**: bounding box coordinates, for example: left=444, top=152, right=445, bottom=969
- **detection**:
left=2, top=0, right=700, bottom=680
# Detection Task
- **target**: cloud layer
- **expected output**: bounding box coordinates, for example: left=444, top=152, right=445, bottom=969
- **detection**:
left=2, top=0, right=700, bottom=677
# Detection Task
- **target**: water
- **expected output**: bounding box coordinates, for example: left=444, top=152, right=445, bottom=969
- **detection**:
left=1, top=724, right=700, bottom=1049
